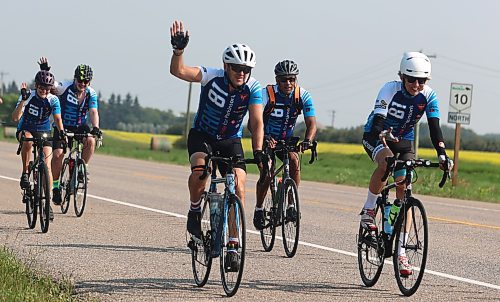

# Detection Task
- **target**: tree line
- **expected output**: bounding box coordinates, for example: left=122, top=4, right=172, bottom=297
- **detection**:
left=1, top=80, right=499, bottom=152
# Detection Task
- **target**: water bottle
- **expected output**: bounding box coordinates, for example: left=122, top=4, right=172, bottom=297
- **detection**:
left=383, top=204, right=393, bottom=235
left=276, top=178, right=283, bottom=200
left=209, top=193, right=223, bottom=257
left=388, top=199, right=402, bottom=226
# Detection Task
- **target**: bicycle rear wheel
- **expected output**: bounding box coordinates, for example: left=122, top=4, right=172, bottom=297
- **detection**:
left=25, top=165, right=37, bottom=229
left=282, top=179, right=300, bottom=258
left=392, top=197, right=428, bottom=296
left=38, top=163, right=51, bottom=233
left=74, top=159, right=88, bottom=217
left=260, top=183, right=276, bottom=252
left=190, top=194, right=213, bottom=287
left=220, top=194, right=246, bottom=297
left=59, top=158, right=71, bottom=214
left=357, top=202, right=385, bottom=287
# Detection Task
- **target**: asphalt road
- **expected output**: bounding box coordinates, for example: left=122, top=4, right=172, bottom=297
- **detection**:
left=1, top=141, right=499, bottom=301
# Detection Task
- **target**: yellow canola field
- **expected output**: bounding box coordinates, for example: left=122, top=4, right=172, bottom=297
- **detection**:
left=104, top=130, right=181, bottom=144
left=104, top=130, right=500, bottom=165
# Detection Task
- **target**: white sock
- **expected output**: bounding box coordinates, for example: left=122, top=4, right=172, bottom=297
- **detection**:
left=398, top=232, right=408, bottom=256
left=363, top=190, right=378, bottom=209
left=255, top=207, right=263, bottom=211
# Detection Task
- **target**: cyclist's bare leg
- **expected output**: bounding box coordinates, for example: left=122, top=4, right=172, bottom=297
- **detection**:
left=188, top=152, right=209, bottom=206
left=228, top=167, right=246, bottom=238
left=51, top=148, right=64, bottom=182
left=369, top=147, right=394, bottom=195
left=289, top=151, right=301, bottom=186
left=18, top=131, right=33, bottom=173
left=255, top=166, right=271, bottom=208
left=82, top=137, right=96, bottom=164
left=43, top=145, right=54, bottom=191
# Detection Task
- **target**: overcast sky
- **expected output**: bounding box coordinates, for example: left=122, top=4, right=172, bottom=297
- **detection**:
left=2, top=0, right=499, bottom=134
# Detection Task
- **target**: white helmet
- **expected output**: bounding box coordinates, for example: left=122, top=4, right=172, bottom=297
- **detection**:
left=400, top=52, right=432, bottom=79
left=222, top=44, right=256, bottom=68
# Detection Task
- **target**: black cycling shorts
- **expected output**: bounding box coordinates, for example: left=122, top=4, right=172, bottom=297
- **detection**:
left=187, top=128, right=246, bottom=173
left=362, top=132, right=414, bottom=162
left=52, top=125, right=91, bottom=150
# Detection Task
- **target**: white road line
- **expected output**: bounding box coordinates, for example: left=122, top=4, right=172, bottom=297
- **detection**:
left=87, top=193, right=499, bottom=291
left=2, top=174, right=500, bottom=290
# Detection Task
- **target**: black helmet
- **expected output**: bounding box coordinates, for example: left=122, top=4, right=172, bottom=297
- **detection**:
left=274, top=60, right=299, bottom=76
left=74, top=64, right=93, bottom=81
left=35, top=70, right=55, bottom=86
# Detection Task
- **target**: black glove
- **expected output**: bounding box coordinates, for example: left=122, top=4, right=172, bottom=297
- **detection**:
left=39, top=62, right=51, bottom=71
left=59, top=129, right=67, bottom=140
left=90, top=126, right=102, bottom=138
left=253, top=150, right=266, bottom=165
left=171, top=31, right=189, bottom=50
left=300, top=139, right=312, bottom=152
left=20, top=88, right=30, bottom=101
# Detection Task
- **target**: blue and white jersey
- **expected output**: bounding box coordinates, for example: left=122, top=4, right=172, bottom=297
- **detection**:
left=364, top=81, right=440, bottom=141
left=193, top=67, right=262, bottom=140
left=54, top=80, right=98, bottom=127
left=263, top=85, right=315, bottom=140
left=16, top=90, right=61, bottom=132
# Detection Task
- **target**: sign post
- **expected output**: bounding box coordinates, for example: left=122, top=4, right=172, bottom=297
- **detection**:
left=448, top=83, right=473, bottom=186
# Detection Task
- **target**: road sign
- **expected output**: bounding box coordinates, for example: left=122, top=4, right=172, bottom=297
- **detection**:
left=448, top=83, right=472, bottom=125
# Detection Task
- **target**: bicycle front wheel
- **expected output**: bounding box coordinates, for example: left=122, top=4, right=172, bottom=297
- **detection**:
left=191, top=194, right=213, bottom=287
left=260, top=183, right=276, bottom=252
left=392, top=197, right=428, bottom=296
left=38, top=163, right=51, bottom=233
left=74, top=159, right=88, bottom=217
left=282, top=179, right=300, bottom=258
left=220, top=194, right=246, bottom=297
left=59, top=158, right=71, bottom=214
left=25, top=165, right=37, bottom=229
left=357, top=203, right=385, bottom=287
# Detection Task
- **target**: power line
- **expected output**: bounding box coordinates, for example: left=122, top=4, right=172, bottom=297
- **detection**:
left=439, top=54, right=500, bottom=74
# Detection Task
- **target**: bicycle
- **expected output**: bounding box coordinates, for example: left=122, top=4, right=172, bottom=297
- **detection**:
left=59, top=132, right=95, bottom=217
left=258, top=136, right=317, bottom=257
left=16, top=131, right=53, bottom=233
left=187, top=146, right=257, bottom=297
left=357, top=156, right=450, bottom=296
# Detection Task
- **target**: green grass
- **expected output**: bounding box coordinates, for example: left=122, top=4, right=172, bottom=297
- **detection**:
left=96, top=135, right=500, bottom=203
left=0, top=248, right=76, bottom=302
left=2, top=128, right=499, bottom=203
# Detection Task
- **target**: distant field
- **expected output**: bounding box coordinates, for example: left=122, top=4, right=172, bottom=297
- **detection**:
left=100, top=130, right=500, bottom=202
left=2, top=129, right=498, bottom=202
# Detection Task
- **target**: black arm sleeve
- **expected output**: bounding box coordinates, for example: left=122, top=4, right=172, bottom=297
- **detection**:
left=369, top=114, right=386, bottom=137
left=428, top=117, right=446, bottom=156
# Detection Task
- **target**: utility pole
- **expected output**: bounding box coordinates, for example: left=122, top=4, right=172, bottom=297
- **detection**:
left=184, top=82, right=193, bottom=138
left=0, top=71, right=9, bottom=96
left=330, top=110, right=335, bottom=128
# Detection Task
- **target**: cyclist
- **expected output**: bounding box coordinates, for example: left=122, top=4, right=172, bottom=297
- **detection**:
left=169, top=20, right=264, bottom=271
left=37, top=57, right=101, bottom=205
left=251, top=60, right=317, bottom=230
left=360, top=52, right=453, bottom=276
left=11, top=70, right=65, bottom=219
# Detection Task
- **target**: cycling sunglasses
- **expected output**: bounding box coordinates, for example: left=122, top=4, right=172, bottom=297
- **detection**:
left=405, top=75, right=427, bottom=85
left=278, top=77, right=297, bottom=83
left=229, top=64, right=252, bottom=74
left=76, top=78, right=91, bottom=84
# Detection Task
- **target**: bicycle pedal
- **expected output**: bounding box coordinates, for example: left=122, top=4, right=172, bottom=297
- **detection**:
left=187, top=240, right=197, bottom=252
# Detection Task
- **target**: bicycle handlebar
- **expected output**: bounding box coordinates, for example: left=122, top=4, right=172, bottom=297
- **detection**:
left=65, top=132, right=95, bottom=138
left=381, top=157, right=450, bottom=188
left=16, top=131, right=53, bottom=155
left=264, top=137, right=318, bottom=164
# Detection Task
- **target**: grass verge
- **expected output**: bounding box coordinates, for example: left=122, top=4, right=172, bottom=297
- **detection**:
left=0, top=247, right=76, bottom=302
left=98, top=131, right=500, bottom=203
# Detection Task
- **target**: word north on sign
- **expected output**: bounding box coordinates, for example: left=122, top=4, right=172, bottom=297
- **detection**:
left=448, top=83, right=473, bottom=125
